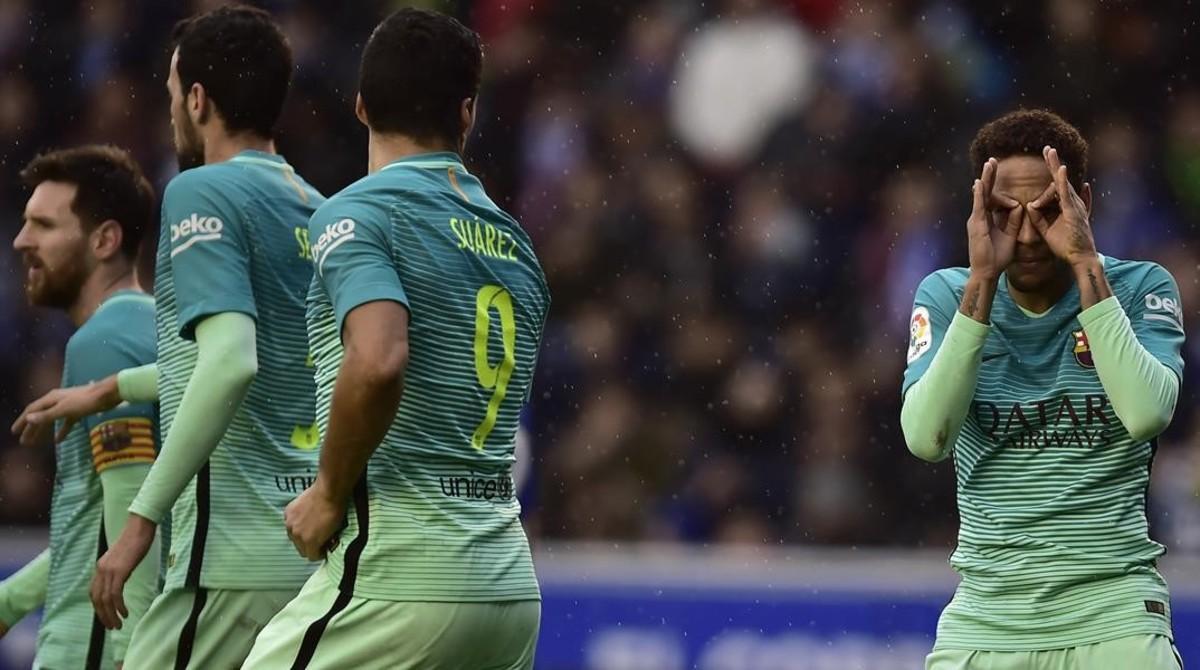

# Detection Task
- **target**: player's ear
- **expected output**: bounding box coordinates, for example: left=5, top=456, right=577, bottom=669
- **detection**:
left=355, top=93, right=368, bottom=128
left=90, top=219, right=123, bottom=262
left=1081, top=182, right=1093, bottom=218
left=460, top=97, right=476, bottom=141
left=189, top=82, right=209, bottom=125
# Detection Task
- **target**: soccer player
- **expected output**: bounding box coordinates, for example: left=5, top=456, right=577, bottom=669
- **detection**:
left=16, top=6, right=324, bottom=669
left=901, top=109, right=1185, bottom=669
left=242, top=8, right=549, bottom=669
left=1, top=145, right=159, bottom=670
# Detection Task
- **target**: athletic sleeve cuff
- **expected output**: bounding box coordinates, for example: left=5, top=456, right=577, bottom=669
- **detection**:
left=179, top=303, right=257, bottom=341
left=1076, top=295, right=1123, bottom=328
left=117, top=363, right=159, bottom=404
left=945, top=310, right=991, bottom=348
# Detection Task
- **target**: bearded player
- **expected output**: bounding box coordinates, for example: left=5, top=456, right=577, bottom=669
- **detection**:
left=3, top=145, right=159, bottom=670
left=16, top=6, right=324, bottom=668
left=902, top=109, right=1184, bottom=669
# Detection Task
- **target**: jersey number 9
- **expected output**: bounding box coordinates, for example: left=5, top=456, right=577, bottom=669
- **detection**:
left=472, top=285, right=516, bottom=450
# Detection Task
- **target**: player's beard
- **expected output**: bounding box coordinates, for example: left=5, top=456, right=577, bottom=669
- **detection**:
left=23, top=246, right=89, bottom=310
left=174, top=113, right=205, bottom=172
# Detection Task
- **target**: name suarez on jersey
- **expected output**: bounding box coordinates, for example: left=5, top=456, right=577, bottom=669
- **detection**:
left=449, top=216, right=518, bottom=262
left=973, top=394, right=1119, bottom=450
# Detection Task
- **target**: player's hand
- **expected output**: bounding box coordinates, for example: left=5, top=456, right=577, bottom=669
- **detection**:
left=966, top=157, right=1023, bottom=280
left=285, top=480, right=346, bottom=561
left=12, top=376, right=121, bottom=446
left=91, top=514, right=156, bottom=630
left=1027, top=145, right=1096, bottom=267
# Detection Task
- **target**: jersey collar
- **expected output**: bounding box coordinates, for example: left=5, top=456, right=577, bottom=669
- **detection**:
left=229, top=150, right=294, bottom=171
left=379, top=151, right=465, bottom=173
left=95, top=289, right=152, bottom=315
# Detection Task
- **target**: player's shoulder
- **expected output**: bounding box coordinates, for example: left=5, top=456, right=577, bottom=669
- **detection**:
left=162, top=165, right=250, bottom=239
left=67, top=293, right=155, bottom=362
left=1103, top=254, right=1176, bottom=288
left=311, top=173, right=402, bottom=229
left=915, top=266, right=970, bottom=303
left=163, top=163, right=244, bottom=202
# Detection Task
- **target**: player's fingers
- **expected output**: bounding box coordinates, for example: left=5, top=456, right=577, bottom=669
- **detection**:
left=104, top=580, right=122, bottom=629
left=55, top=417, right=75, bottom=443
left=92, top=577, right=111, bottom=628
left=1025, top=202, right=1051, bottom=236
left=1043, top=146, right=1077, bottom=200
left=969, top=179, right=984, bottom=223
left=980, top=157, right=997, bottom=196
left=19, top=422, right=47, bottom=448
left=11, top=411, right=27, bottom=435
left=990, top=192, right=1019, bottom=209
left=93, top=567, right=119, bottom=629
left=304, top=536, right=321, bottom=561
left=1027, top=182, right=1057, bottom=212
left=287, top=527, right=306, bottom=558
left=1043, top=145, right=1062, bottom=172
left=1000, top=200, right=1024, bottom=236
left=13, top=396, right=51, bottom=434
left=96, top=576, right=113, bottom=629
left=115, top=586, right=128, bottom=621
left=23, top=392, right=59, bottom=417
left=1054, top=164, right=1073, bottom=204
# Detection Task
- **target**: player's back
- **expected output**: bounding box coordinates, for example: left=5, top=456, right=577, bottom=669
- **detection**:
left=42, top=291, right=156, bottom=670
left=307, top=152, right=549, bottom=602
left=154, top=151, right=324, bottom=592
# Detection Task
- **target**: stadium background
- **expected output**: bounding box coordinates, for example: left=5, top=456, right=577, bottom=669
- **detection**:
left=1, top=0, right=1199, bottom=667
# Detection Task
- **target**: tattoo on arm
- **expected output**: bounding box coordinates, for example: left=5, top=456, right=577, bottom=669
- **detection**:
left=1077, top=263, right=1113, bottom=308
left=959, top=277, right=993, bottom=322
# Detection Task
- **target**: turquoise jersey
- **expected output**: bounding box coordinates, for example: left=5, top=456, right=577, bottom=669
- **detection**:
left=154, top=151, right=324, bottom=592
left=904, top=256, right=1185, bottom=650
left=41, top=291, right=157, bottom=670
left=307, top=152, right=549, bottom=601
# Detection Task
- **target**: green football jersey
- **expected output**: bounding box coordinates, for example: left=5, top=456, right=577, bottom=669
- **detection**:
left=307, top=152, right=549, bottom=602
left=904, top=256, right=1185, bottom=651
left=155, top=151, right=324, bottom=592
left=40, top=291, right=157, bottom=670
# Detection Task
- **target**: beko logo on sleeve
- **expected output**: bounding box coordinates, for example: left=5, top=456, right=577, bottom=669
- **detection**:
left=313, top=218, right=357, bottom=274
left=170, top=214, right=224, bottom=257
left=1144, top=293, right=1184, bottom=330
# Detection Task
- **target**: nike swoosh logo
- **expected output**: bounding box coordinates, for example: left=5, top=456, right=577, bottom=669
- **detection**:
left=982, top=352, right=1009, bottom=362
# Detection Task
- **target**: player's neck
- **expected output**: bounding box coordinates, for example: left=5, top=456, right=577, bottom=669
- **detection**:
left=69, top=264, right=141, bottom=327
left=204, top=130, right=275, bottom=166
left=1005, top=270, right=1074, bottom=315
left=367, top=132, right=457, bottom=173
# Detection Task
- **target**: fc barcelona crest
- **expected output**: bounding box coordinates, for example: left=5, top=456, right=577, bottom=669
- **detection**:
left=1072, top=330, right=1094, bottom=368
left=96, top=420, right=133, bottom=451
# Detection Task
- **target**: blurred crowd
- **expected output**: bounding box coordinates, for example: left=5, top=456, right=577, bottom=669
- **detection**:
left=1, top=0, right=1199, bottom=552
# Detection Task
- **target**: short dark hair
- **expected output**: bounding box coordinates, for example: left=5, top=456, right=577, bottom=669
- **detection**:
left=359, top=8, right=483, bottom=146
left=20, top=145, right=155, bottom=259
left=970, top=109, right=1089, bottom=192
left=172, top=4, right=292, bottom=138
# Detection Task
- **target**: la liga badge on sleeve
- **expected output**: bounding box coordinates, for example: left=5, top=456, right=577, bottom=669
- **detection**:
left=907, top=307, right=932, bottom=364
